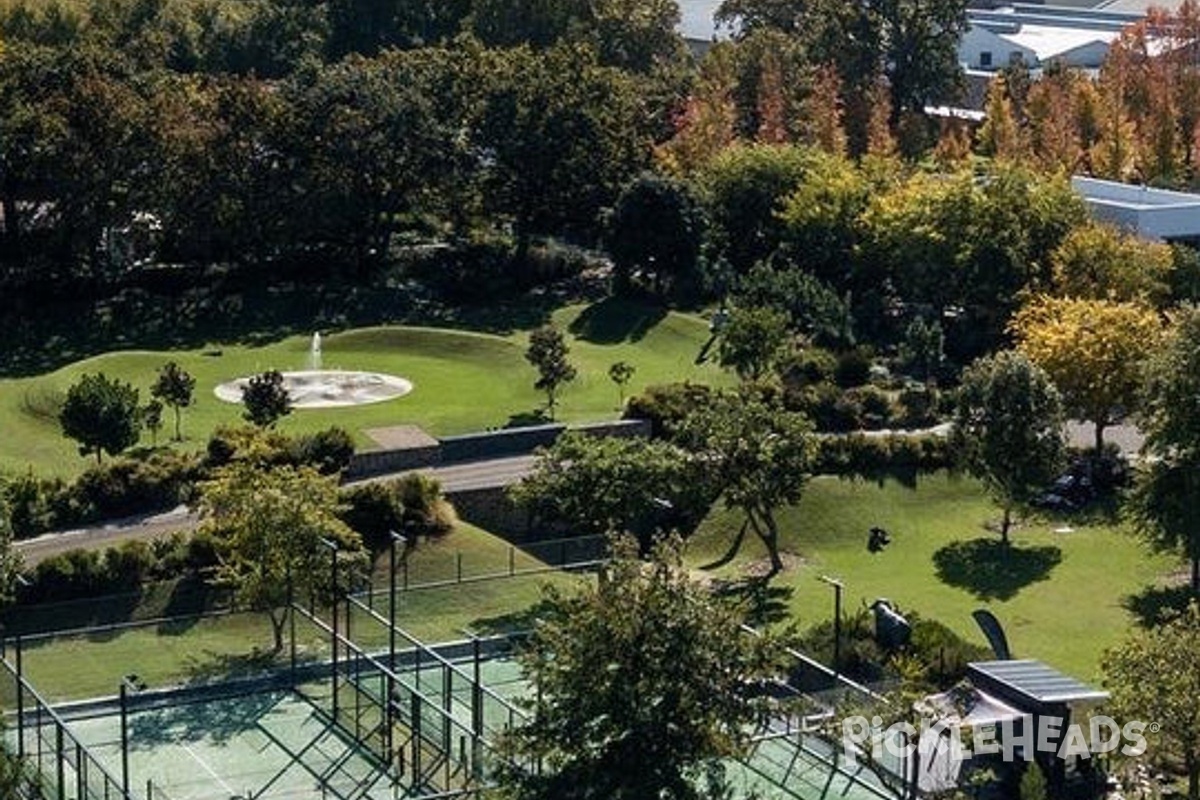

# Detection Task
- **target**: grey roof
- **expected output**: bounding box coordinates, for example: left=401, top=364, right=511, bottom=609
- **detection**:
left=968, top=660, right=1110, bottom=706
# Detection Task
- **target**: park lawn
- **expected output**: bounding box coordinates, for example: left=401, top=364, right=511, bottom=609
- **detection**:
left=0, top=299, right=729, bottom=477
left=9, top=523, right=583, bottom=702
left=686, top=472, right=1176, bottom=681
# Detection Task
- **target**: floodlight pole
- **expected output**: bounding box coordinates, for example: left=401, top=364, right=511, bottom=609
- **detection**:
left=321, top=538, right=339, bottom=719
left=118, top=681, right=127, bottom=800
left=385, top=532, right=405, bottom=769
left=819, top=575, right=844, bottom=678
left=388, top=532, right=406, bottom=671
left=118, top=674, right=142, bottom=799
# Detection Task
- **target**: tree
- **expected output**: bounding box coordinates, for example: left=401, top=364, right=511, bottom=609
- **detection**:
left=1011, top=295, right=1162, bottom=451
left=1103, top=604, right=1200, bottom=799
left=142, top=399, right=164, bottom=447
left=242, top=370, right=293, bottom=428
left=475, top=43, right=648, bottom=258
left=199, top=462, right=364, bottom=653
left=495, top=534, right=789, bottom=800
left=1129, top=456, right=1200, bottom=598
left=605, top=173, right=704, bottom=296
left=608, top=361, right=636, bottom=408
left=0, top=495, right=23, bottom=609
left=977, top=74, right=1024, bottom=161
left=1050, top=222, right=1174, bottom=306
left=1140, top=306, right=1200, bottom=458
left=525, top=326, right=577, bottom=420
left=509, top=433, right=714, bottom=549
left=151, top=361, right=196, bottom=441
left=717, top=305, right=792, bottom=382
left=732, top=261, right=851, bottom=348
left=59, top=373, right=142, bottom=463
left=951, top=351, right=1067, bottom=544
left=695, top=143, right=813, bottom=273
left=680, top=390, right=815, bottom=574
left=900, top=316, right=944, bottom=386
left=1132, top=307, right=1200, bottom=596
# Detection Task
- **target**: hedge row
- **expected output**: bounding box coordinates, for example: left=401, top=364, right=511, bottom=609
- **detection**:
left=2, top=426, right=355, bottom=539
left=626, top=383, right=953, bottom=479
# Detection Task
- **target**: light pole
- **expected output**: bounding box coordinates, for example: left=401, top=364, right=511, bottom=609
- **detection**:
left=385, top=532, right=405, bottom=768
left=819, top=575, right=844, bottom=678
left=320, top=538, right=339, bottom=719
left=388, top=532, right=406, bottom=671
left=119, top=673, right=146, bottom=798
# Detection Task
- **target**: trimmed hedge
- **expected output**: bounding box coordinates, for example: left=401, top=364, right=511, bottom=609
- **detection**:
left=3, top=425, right=356, bottom=539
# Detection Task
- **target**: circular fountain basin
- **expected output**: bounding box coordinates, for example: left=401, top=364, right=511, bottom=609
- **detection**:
left=214, top=370, right=414, bottom=409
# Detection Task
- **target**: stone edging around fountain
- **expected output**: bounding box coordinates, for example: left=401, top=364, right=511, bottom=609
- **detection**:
left=213, top=370, right=414, bottom=409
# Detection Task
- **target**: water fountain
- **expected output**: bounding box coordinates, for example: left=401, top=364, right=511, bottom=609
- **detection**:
left=309, top=332, right=322, bottom=371
left=213, top=332, right=413, bottom=409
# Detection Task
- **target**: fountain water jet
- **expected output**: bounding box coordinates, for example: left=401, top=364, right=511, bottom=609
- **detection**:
left=310, top=332, right=322, bottom=371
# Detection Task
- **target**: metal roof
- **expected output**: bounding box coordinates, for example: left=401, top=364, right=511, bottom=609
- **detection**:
left=967, top=660, right=1110, bottom=706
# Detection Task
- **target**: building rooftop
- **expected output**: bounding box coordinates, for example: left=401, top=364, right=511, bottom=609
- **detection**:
left=967, top=660, right=1110, bottom=707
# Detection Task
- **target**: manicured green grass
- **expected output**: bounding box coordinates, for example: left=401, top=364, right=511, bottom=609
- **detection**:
left=11, top=523, right=583, bottom=702
left=686, top=472, right=1175, bottom=681
left=0, top=299, right=728, bottom=477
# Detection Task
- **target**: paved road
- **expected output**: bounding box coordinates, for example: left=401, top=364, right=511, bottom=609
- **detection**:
left=14, top=455, right=539, bottom=567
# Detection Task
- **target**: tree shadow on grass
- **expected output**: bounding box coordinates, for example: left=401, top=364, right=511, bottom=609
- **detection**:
left=1123, top=583, right=1194, bottom=627
left=469, top=597, right=560, bottom=638
left=933, top=538, right=1062, bottom=601
left=711, top=577, right=795, bottom=628
left=504, top=410, right=551, bottom=429
left=182, top=648, right=282, bottom=685
left=567, top=296, right=667, bottom=344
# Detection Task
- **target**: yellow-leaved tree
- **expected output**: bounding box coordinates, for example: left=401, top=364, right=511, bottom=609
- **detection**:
left=1011, top=295, right=1162, bottom=451
left=1050, top=222, right=1174, bottom=306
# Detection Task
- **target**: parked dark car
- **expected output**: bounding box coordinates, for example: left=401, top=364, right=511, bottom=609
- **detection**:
left=1033, top=451, right=1129, bottom=512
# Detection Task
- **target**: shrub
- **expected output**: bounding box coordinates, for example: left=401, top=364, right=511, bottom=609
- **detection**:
left=69, top=451, right=198, bottom=520
left=813, top=434, right=952, bottom=482
left=340, top=483, right=405, bottom=552
left=624, top=382, right=714, bottom=439
left=207, top=425, right=355, bottom=474
left=780, top=347, right=837, bottom=390
left=395, top=473, right=457, bottom=537
left=845, top=386, right=896, bottom=430
left=104, top=540, right=156, bottom=590
left=293, top=427, right=355, bottom=475
left=2, top=472, right=68, bottom=538
left=834, top=347, right=873, bottom=388
left=799, top=604, right=989, bottom=688
left=898, top=386, right=939, bottom=428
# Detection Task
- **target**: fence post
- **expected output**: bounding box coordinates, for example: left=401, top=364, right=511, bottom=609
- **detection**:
left=411, top=694, right=422, bottom=783
left=15, top=635, right=24, bottom=760
left=508, top=547, right=515, bottom=576
left=456, top=552, right=463, bottom=583
left=55, top=723, right=64, bottom=800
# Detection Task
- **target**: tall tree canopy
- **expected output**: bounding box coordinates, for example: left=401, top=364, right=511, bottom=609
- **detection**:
left=1011, top=295, right=1162, bottom=450
left=199, top=462, right=364, bottom=653
left=1104, top=604, right=1200, bottom=799
left=952, top=350, right=1066, bottom=543
left=680, top=389, right=814, bottom=575
left=496, top=534, right=790, bottom=800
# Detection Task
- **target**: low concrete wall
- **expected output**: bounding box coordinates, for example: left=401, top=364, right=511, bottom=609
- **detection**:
left=346, top=418, right=652, bottom=481
left=345, top=443, right=440, bottom=479
left=439, top=424, right=565, bottom=463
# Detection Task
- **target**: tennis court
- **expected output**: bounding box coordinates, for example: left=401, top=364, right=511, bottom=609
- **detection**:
left=31, top=653, right=528, bottom=800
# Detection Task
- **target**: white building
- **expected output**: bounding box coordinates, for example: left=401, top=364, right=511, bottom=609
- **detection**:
left=1073, top=176, right=1200, bottom=242
left=959, top=4, right=1140, bottom=71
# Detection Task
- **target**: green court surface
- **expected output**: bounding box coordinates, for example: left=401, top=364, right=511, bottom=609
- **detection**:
left=25, top=650, right=901, bottom=800
left=70, top=690, right=387, bottom=800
